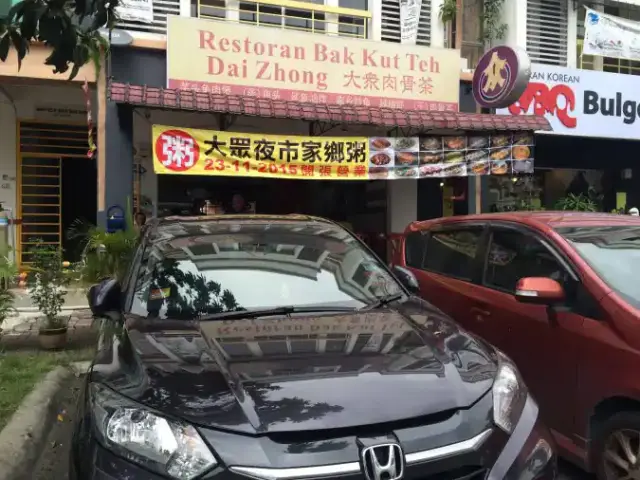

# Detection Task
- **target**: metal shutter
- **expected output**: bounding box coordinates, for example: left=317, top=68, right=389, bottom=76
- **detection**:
left=115, top=0, right=181, bottom=34
left=381, top=0, right=431, bottom=45
left=526, top=0, right=568, bottom=66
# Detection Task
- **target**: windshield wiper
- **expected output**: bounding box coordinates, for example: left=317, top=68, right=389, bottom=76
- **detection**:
left=198, top=305, right=356, bottom=321
left=360, top=293, right=405, bottom=311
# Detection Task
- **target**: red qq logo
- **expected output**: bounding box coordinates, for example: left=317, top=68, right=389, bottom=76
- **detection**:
left=155, top=129, right=200, bottom=172
left=508, top=82, right=577, bottom=129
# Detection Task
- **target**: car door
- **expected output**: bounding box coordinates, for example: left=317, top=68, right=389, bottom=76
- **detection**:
left=400, top=224, right=490, bottom=334
left=473, top=223, right=592, bottom=438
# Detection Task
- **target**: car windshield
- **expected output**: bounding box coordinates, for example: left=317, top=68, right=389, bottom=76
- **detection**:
left=130, top=220, right=403, bottom=319
left=556, top=225, right=640, bottom=308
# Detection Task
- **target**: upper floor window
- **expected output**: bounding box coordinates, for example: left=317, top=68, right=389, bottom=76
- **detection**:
left=381, top=0, right=431, bottom=45
left=194, top=0, right=369, bottom=38
left=526, top=0, right=568, bottom=66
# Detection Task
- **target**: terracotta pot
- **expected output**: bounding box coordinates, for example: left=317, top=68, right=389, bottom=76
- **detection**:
left=38, top=326, right=68, bottom=350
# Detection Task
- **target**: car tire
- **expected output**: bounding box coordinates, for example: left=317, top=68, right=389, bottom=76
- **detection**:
left=591, top=411, right=640, bottom=480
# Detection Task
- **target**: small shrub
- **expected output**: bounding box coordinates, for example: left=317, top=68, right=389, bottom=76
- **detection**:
left=28, top=242, right=70, bottom=328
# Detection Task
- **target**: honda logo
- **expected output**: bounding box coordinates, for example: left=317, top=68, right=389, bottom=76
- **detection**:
left=361, top=444, right=404, bottom=480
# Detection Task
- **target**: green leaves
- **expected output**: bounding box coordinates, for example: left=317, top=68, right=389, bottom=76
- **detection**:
left=0, top=34, right=10, bottom=62
left=0, top=0, right=117, bottom=79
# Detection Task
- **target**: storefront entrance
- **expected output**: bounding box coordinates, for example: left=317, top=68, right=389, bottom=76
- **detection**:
left=17, top=121, right=95, bottom=265
left=157, top=174, right=389, bottom=257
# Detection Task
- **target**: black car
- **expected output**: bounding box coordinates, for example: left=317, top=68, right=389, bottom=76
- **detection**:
left=70, top=215, right=557, bottom=480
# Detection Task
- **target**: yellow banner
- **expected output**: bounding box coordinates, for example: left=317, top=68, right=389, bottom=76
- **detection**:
left=153, top=125, right=370, bottom=180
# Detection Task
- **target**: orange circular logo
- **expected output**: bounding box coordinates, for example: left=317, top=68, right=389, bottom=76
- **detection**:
left=155, top=129, right=200, bottom=172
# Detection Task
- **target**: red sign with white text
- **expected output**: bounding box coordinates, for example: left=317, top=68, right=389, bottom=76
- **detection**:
left=166, top=16, right=461, bottom=112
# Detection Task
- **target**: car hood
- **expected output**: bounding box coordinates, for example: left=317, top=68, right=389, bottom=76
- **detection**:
left=92, top=298, right=497, bottom=435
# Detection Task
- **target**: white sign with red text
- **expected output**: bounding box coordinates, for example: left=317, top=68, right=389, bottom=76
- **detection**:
left=497, top=64, right=640, bottom=140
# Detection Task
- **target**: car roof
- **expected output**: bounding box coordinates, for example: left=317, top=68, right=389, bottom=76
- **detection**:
left=408, top=211, right=640, bottom=232
left=147, top=214, right=342, bottom=242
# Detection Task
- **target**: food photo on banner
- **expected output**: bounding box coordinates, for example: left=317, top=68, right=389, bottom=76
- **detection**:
left=153, top=125, right=535, bottom=180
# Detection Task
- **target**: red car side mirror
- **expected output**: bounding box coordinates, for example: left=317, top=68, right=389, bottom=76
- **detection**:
left=515, top=277, right=565, bottom=305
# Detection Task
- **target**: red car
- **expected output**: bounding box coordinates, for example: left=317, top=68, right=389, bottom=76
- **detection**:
left=393, top=212, right=640, bottom=480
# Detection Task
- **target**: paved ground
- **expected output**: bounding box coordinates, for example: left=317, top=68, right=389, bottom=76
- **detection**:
left=559, top=460, right=595, bottom=479
left=31, top=374, right=83, bottom=480
left=0, top=309, right=96, bottom=351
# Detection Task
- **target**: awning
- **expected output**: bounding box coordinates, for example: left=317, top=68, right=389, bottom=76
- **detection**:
left=109, top=82, right=552, bottom=132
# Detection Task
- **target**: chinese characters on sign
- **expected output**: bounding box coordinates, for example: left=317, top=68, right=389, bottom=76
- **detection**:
left=166, top=16, right=461, bottom=111
left=153, top=126, right=536, bottom=180
left=153, top=125, right=370, bottom=180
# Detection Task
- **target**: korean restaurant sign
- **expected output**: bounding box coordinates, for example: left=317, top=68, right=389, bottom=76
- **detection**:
left=497, top=64, right=640, bottom=140
left=166, top=16, right=460, bottom=111
left=153, top=125, right=535, bottom=180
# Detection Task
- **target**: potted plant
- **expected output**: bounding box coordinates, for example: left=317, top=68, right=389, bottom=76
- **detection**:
left=0, top=247, right=18, bottom=336
left=29, top=242, right=70, bottom=350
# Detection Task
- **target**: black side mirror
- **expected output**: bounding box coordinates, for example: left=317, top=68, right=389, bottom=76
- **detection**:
left=392, top=265, right=420, bottom=294
left=88, top=278, right=122, bottom=317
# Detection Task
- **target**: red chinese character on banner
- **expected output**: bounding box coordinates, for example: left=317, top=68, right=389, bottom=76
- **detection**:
left=353, top=165, right=367, bottom=177
left=419, top=77, right=433, bottom=95
left=319, top=165, right=333, bottom=176
left=401, top=76, right=415, bottom=93
left=301, top=165, right=315, bottom=176
left=383, top=75, right=397, bottom=92
left=337, top=166, right=349, bottom=177
left=363, top=73, right=380, bottom=90
left=155, top=130, right=200, bottom=172
left=343, top=71, right=362, bottom=89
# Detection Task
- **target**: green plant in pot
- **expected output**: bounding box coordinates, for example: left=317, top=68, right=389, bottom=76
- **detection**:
left=0, top=247, right=18, bottom=336
left=28, top=242, right=70, bottom=350
left=68, top=201, right=138, bottom=285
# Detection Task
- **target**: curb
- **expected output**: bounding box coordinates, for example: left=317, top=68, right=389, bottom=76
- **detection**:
left=0, top=366, right=73, bottom=480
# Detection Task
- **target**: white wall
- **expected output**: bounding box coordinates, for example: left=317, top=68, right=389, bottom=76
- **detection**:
left=502, top=0, right=528, bottom=49
left=0, top=82, right=90, bottom=218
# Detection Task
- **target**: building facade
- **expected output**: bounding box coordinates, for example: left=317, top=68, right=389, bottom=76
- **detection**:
left=7, top=0, right=631, bottom=265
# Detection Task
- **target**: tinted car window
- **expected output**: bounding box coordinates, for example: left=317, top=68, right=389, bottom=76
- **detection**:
left=484, top=229, right=568, bottom=293
left=423, top=229, right=483, bottom=280
left=404, top=231, right=426, bottom=268
left=130, top=221, right=403, bottom=319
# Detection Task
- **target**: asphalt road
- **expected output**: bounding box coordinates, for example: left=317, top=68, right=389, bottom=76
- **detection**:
left=30, top=380, right=593, bottom=480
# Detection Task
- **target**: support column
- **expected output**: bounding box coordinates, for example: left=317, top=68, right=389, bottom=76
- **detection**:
left=98, top=102, right=134, bottom=227
left=387, top=180, right=417, bottom=233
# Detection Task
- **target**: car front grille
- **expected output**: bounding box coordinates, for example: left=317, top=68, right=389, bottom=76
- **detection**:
left=419, top=466, right=487, bottom=480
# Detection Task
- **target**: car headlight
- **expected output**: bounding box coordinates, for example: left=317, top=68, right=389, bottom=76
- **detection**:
left=492, top=353, right=528, bottom=434
left=90, top=383, right=217, bottom=479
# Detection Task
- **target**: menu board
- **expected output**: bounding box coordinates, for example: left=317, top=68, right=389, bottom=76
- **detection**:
left=368, top=133, right=534, bottom=179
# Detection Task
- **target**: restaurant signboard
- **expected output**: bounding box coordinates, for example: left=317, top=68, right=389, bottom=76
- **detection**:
left=153, top=125, right=535, bottom=180
left=166, top=16, right=460, bottom=111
